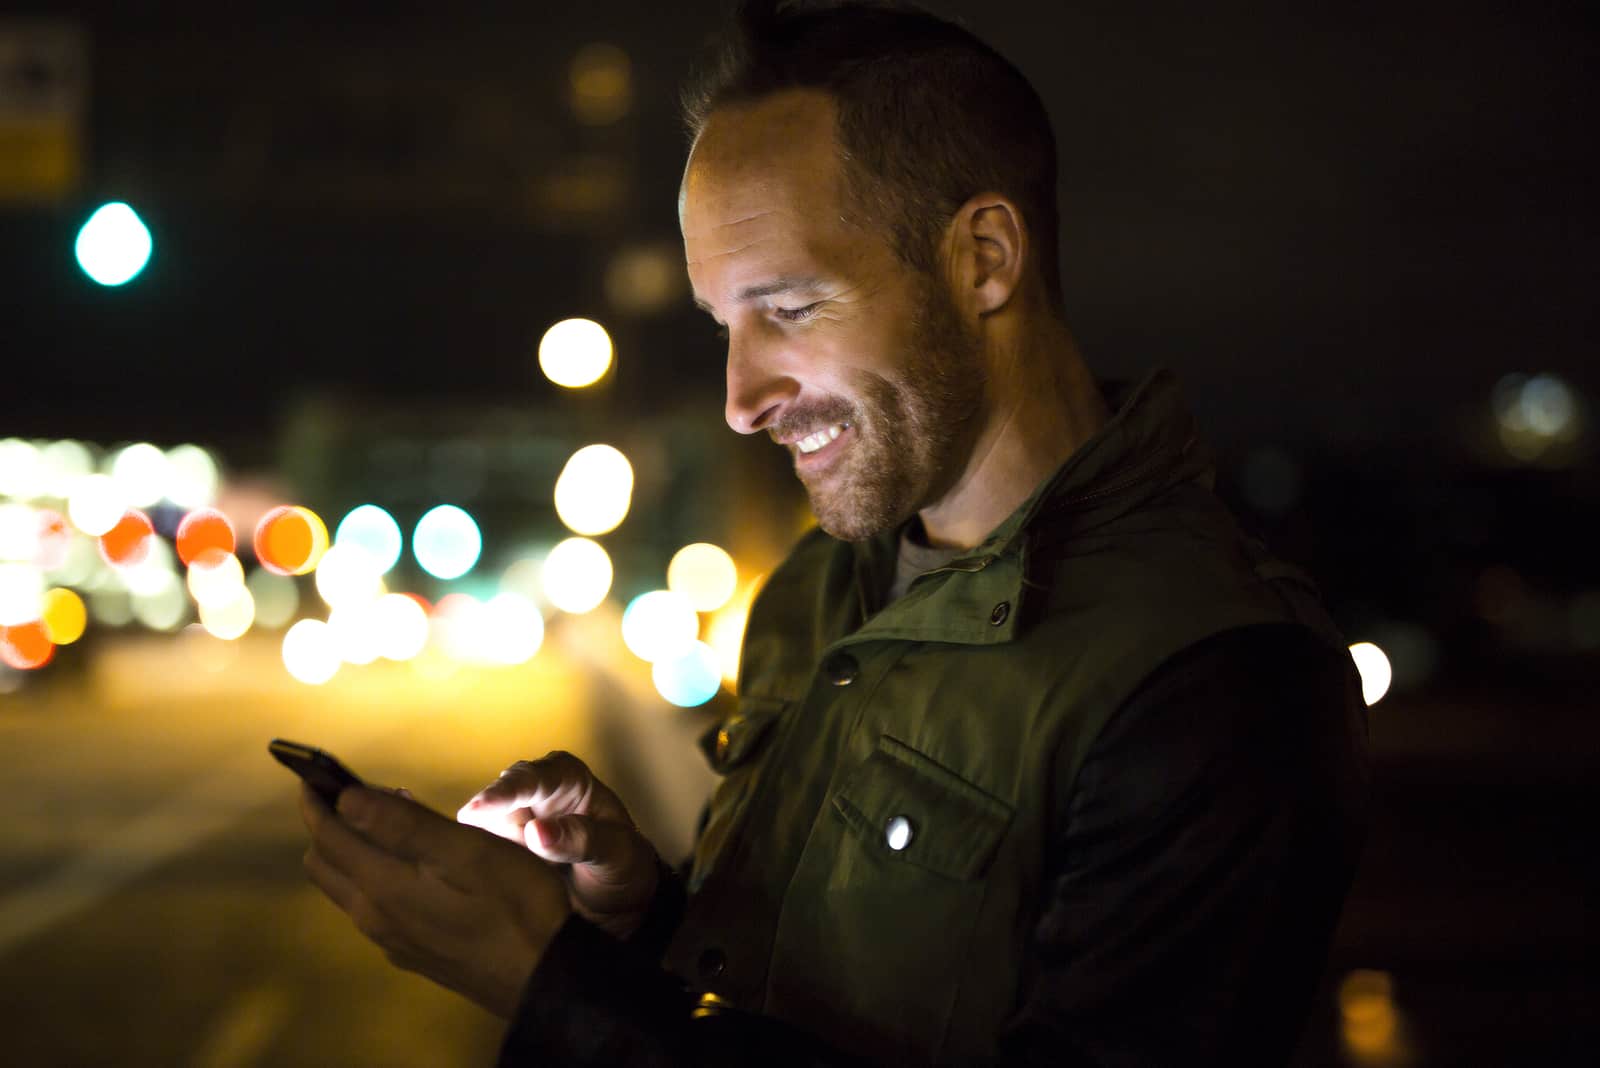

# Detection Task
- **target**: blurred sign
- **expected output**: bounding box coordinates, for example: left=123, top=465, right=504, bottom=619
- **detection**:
left=0, top=20, right=86, bottom=202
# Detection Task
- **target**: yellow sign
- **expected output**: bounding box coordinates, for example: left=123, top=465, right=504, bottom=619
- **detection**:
left=0, top=21, right=86, bottom=201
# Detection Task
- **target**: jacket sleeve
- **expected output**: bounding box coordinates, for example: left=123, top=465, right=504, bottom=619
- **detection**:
left=997, top=622, right=1371, bottom=1065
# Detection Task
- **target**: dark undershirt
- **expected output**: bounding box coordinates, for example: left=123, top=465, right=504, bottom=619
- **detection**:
left=498, top=619, right=1369, bottom=1067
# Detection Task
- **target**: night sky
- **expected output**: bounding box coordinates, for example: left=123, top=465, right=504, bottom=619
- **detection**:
left=4, top=1, right=1595, bottom=462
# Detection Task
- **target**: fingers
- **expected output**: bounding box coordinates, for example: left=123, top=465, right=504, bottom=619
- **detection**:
left=459, top=751, right=632, bottom=828
left=334, top=786, right=477, bottom=877
left=524, top=812, right=634, bottom=867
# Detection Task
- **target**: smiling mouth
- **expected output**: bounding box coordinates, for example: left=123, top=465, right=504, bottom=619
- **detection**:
left=791, top=422, right=853, bottom=470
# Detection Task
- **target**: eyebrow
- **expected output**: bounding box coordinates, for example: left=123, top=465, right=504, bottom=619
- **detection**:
left=693, top=275, right=828, bottom=315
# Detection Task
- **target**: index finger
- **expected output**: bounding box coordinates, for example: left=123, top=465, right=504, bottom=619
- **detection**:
left=458, top=751, right=631, bottom=826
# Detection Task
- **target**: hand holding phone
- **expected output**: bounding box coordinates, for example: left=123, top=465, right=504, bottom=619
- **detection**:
left=269, top=738, right=365, bottom=808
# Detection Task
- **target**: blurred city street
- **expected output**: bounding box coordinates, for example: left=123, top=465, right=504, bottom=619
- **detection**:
left=0, top=624, right=717, bottom=1068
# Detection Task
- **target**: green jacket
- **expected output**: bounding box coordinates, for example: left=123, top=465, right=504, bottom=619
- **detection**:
left=664, top=370, right=1359, bottom=1064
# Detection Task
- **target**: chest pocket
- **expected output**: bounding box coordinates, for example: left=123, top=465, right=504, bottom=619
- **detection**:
left=832, top=734, right=1013, bottom=881
left=689, top=696, right=789, bottom=891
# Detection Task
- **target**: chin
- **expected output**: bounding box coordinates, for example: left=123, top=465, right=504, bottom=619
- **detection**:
left=808, top=491, right=909, bottom=543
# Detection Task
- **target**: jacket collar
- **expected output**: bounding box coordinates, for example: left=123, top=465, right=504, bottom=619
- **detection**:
left=835, top=367, right=1214, bottom=650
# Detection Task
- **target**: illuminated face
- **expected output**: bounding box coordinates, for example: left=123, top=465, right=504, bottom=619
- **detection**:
left=681, top=90, right=983, bottom=541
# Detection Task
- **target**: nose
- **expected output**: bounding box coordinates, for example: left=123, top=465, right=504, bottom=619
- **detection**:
left=724, top=332, right=799, bottom=434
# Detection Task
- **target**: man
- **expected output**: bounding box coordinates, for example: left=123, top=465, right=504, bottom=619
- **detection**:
left=299, top=2, right=1371, bottom=1064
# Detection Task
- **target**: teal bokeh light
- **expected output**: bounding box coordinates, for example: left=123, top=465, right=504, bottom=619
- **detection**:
left=75, top=202, right=153, bottom=286
left=335, top=504, right=403, bottom=575
left=413, top=505, right=482, bottom=580
left=651, top=641, right=722, bottom=707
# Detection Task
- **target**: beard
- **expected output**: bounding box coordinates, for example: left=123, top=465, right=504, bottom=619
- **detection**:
left=773, top=275, right=985, bottom=542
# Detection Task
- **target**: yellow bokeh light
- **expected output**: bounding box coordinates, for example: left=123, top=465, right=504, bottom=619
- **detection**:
left=199, top=586, right=255, bottom=641
left=538, top=318, right=614, bottom=389
left=705, top=576, right=761, bottom=688
left=1348, top=641, right=1392, bottom=706
left=667, top=543, right=738, bottom=612
left=553, top=444, right=633, bottom=536
left=481, top=592, right=544, bottom=665
left=541, top=537, right=613, bottom=614
left=41, top=587, right=87, bottom=645
left=568, top=43, right=631, bottom=126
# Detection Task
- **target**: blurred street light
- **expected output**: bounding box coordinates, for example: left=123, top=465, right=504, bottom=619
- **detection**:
left=553, top=444, right=633, bottom=536
left=538, top=318, right=613, bottom=389
left=75, top=202, right=152, bottom=286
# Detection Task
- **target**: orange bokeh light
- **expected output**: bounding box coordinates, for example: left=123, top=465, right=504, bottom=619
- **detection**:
left=176, top=508, right=236, bottom=566
left=0, top=620, right=55, bottom=670
left=34, top=509, right=72, bottom=570
left=253, top=505, right=329, bottom=576
left=98, top=509, right=155, bottom=568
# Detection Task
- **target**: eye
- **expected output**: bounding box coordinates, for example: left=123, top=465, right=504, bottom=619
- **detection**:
left=774, top=302, right=821, bottom=324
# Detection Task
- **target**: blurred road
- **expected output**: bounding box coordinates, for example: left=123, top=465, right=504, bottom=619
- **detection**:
left=0, top=617, right=717, bottom=1068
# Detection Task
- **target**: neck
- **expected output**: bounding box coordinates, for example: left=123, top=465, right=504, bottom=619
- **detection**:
left=918, top=316, right=1108, bottom=550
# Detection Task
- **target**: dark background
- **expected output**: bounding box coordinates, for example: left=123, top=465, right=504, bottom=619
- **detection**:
left=3, top=2, right=1597, bottom=1065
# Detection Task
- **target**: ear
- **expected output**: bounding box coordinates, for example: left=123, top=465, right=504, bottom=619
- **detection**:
left=945, top=192, right=1028, bottom=318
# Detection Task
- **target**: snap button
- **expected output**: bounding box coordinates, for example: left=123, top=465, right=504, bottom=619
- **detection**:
left=715, top=728, right=731, bottom=761
left=990, top=601, right=1010, bottom=626
left=824, top=652, right=859, bottom=686
left=884, top=815, right=914, bottom=851
left=697, top=947, right=727, bottom=979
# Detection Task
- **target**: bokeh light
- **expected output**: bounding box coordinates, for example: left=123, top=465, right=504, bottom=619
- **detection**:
left=667, top=543, right=738, bottom=612
left=374, top=592, right=430, bottom=661
left=186, top=549, right=246, bottom=609
left=413, top=504, right=482, bottom=580
left=621, top=590, right=699, bottom=663
left=328, top=600, right=384, bottom=665
left=0, top=563, right=45, bottom=626
left=0, top=439, right=47, bottom=500
left=164, top=444, right=220, bottom=509
left=0, top=621, right=55, bottom=671
left=75, top=202, right=153, bottom=286
left=336, top=504, right=403, bottom=574
left=117, top=535, right=177, bottom=597
left=98, top=509, right=155, bottom=568
left=568, top=43, right=632, bottom=126
left=314, top=544, right=385, bottom=608
left=538, top=318, right=614, bottom=389
left=541, top=537, right=612, bottom=614
left=67, top=474, right=128, bottom=536
left=33, top=509, right=72, bottom=571
left=0, top=504, right=36, bottom=562
left=130, top=569, right=188, bottom=632
left=553, top=444, right=633, bottom=536
left=652, top=641, right=723, bottom=707
left=283, top=618, right=340, bottom=685
left=40, top=588, right=87, bottom=645
left=480, top=592, right=544, bottom=665
left=254, top=505, right=329, bottom=576
left=110, top=443, right=170, bottom=509
left=40, top=440, right=94, bottom=498
left=176, top=508, right=236, bottom=566
left=1348, top=641, right=1393, bottom=707
left=247, top=568, right=300, bottom=629
left=705, top=577, right=760, bottom=689
left=89, top=588, right=133, bottom=627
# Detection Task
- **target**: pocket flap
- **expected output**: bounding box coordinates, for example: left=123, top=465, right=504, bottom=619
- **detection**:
left=832, top=734, right=1013, bottom=881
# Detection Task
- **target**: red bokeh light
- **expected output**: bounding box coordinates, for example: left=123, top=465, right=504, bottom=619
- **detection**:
left=98, top=510, right=155, bottom=568
left=0, top=621, right=55, bottom=671
left=176, top=508, right=236, bottom=566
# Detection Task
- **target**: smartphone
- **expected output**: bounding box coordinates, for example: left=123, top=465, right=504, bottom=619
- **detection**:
left=269, top=738, right=365, bottom=808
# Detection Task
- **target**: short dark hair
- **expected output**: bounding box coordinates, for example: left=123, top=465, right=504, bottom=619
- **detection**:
left=682, top=0, right=1063, bottom=311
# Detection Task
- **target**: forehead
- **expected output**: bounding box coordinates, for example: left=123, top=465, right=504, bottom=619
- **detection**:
left=680, top=90, right=859, bottom=279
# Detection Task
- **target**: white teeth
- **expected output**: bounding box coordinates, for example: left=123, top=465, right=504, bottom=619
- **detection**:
left=796, top=424, right=847, bottom=454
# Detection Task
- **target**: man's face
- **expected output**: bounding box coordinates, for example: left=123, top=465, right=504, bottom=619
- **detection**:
left=681, top=90, right=983, bottom=542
